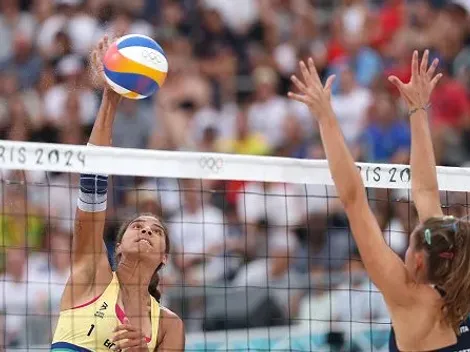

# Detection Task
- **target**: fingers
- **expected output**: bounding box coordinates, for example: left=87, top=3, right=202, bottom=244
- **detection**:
left=420, top=49, right=429, bottom=75
left=112, top=320, right=147, bottom=350
left=430, top=73, right=443, bottom=89
left=427, top=58, right=439, bottom=79
left=299, top=61, right=314, bottom=87
left=114, top=323, right=138, bottom=333
left=113, top=329, right=145, bottom=341
left=387, top=75, right=405, bottom=91
left=324, top=75, right=336, bottom=93
left=308, top=58, right=322, bottom=85
left=113, top=337, right=147, bottom=350
left=91, top=50, right=97, bottom=66
left=287, top=92, right=309, bottom=105
left=411, top=50, right=419, bottom=80
left=290, top=75, right=307, bottom=93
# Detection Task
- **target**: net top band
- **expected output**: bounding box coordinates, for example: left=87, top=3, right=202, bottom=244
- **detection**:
left=1, top=139, right=469, bottom=191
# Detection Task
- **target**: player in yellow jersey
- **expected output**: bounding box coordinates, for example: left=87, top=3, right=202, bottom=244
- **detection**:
left=51, top=36, right=185, bottom=352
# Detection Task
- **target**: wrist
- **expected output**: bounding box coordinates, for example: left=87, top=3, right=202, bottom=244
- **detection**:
left=314, top=106, right=335, bottom=123
left=408, top=103, right=431, bottom=118
left=103, top=87, right=122, bottom=106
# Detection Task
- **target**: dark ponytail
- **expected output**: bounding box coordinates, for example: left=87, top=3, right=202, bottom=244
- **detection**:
left=415, top=216, right=470, bottom=333
left=148, top=263, right=164, bottom=302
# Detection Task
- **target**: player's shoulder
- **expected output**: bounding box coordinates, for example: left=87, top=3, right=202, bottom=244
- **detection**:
left=160, top=305, right=184, bottom=330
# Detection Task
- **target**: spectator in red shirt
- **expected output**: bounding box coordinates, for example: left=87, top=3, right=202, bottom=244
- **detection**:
left=431, top=71, right=469, bottom=129
left=430, top=68, right=470, bottom=165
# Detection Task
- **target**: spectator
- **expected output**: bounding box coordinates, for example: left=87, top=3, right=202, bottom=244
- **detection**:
left=169, top=179, right=227, bottom=284
left=0, top=247, right=43, bottom=347
left=216, top=102, right=270, bottom=156
left=0, top=172, right=44, bottom=251
left=276, top=114, right=312, bottom=159
left=331, top=64, right=373, bottom=146
left=430, top=67, right=470, bottom=165
left=0, top=31, right=43, bottom=90
left=360, top=91, right=410, bottom=164
left=0, top=0, right=36, bottom=62
left=248, top=66, right=289, bottom=148
left=43, top=55, right=98, bottom=128
left=328, top=32, right=383, bottom=93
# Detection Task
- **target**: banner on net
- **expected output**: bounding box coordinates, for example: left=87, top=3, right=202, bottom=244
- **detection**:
left=1, top=140, right=470, bottom=191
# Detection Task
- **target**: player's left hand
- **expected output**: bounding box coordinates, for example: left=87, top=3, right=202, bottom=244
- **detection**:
left=288, top=58, right=336, bottom=122
left=388, top=49, right=442, bottom=111
left=112, top=317, right=148, bottom=351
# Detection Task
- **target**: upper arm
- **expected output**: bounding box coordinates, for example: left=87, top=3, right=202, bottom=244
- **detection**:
left=157, top=309, right=185, bottom=351
left=412, top=189, right=443, bottom=223
left=63, top=208, right=112, bottom=306
left=71, top=208, right=110, bottom=274
left=345, top=197, right=414, bottom=305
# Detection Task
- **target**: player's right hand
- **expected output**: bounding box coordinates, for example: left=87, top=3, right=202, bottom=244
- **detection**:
left=112, top=317, right=148, bottom=351
left=90, top=35, right=121, bottom=103
left=90, top=35, right=110, bottom=88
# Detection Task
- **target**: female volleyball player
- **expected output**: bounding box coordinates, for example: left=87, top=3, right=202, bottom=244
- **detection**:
left=288, top=51, right=470, bottom=351
left=51, top=36, right=185, bottom=351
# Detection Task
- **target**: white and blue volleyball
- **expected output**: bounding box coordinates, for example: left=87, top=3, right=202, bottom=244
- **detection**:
left=103, top=34, right=168, bottom=99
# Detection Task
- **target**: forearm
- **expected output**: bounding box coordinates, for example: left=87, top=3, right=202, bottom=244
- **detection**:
left=318, top=113, right=366, bottom=209
left=410, top=109, right=438, bottom=191
left=88, top=89, right=121, bottom=146
left=410, top=109, right=442, bottom=218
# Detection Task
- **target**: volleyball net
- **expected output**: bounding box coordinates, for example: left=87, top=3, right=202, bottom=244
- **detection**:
left=1, top=140, right=469, bottom=351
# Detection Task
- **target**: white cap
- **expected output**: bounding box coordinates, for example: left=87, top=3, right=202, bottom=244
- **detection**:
left=57, top=55, right=84, bottom=76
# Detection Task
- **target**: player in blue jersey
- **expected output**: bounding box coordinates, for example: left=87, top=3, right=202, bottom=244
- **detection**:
left=288, top=50, right=470, bottom=351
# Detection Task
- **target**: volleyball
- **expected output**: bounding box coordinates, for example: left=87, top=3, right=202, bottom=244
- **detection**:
left=103, top=34, right=168, bottom=100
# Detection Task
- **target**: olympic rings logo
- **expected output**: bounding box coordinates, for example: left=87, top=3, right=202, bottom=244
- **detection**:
left=141, top=49, right=163, bottom=65
left=199, top=157, right=224, bottom=173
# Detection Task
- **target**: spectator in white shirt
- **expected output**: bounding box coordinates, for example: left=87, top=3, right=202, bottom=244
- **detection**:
left=331, top=65, right=372, bottom=147
left=43, top=55, right=98, bottom=127
left=248, top=66, right=289, bottom=149
left=169, top=179, right=227, bottom=284
left=0, top=247, right=43, bottom=347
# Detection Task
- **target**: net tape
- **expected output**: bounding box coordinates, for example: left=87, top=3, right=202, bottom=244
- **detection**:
left=1, top=140, right=469, bottom=191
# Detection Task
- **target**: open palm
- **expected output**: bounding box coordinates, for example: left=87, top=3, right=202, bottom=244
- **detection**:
left=388, top=50, right=442, bottom=111
left=287, top=58, right=336, bottom=121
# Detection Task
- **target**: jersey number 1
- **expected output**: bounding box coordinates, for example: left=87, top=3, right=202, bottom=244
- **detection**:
left=87, top=324, right=95, bottom=336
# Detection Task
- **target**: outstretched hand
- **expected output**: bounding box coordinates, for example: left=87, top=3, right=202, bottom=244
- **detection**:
left=90, top=35, right=110, bottom=88
left=388, top=50, right=442, bottom=112
left=288, top=58, right=336, bottom=121
left=90, top=35, right=121, bottom=102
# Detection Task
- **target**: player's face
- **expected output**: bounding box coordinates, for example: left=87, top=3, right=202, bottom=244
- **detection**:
left=117, top=216, right=167, bottom=264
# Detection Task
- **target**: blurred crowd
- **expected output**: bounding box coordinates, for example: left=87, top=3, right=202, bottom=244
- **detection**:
left=1, top=0, right=470, bottom=348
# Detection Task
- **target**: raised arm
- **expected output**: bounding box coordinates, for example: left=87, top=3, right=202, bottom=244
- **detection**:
left=388, top=50, right=443, bottom=222
left=288, top=59, right=412, bottom=304
left=61, top=36, right=121, bottom=309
